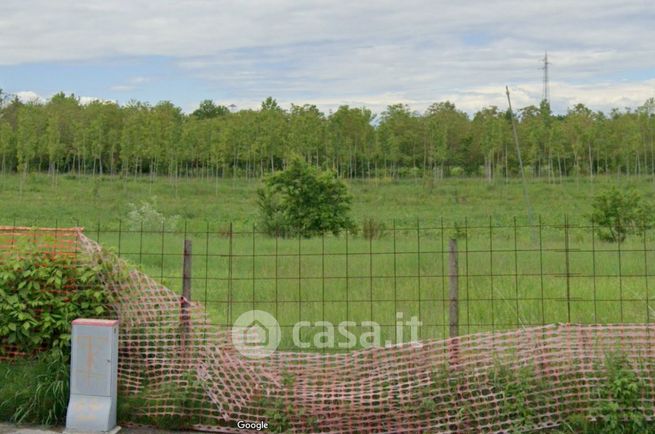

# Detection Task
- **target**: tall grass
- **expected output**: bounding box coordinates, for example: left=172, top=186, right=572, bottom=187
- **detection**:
left=0, top=349, right=69, bottom=425
left=1, top=172, right=654, bottom=230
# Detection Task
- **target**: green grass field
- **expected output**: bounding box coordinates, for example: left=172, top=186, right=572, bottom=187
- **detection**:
left=3, top=172, right=654, bottom=229
left=2, top=173, right=654, bottom=350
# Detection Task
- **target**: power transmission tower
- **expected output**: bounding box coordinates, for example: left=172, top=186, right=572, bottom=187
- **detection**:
left=541, top=51, right=550, bottom=104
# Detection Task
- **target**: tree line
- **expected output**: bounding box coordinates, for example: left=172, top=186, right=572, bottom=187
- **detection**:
left=0, top=89, right=654, bottom=181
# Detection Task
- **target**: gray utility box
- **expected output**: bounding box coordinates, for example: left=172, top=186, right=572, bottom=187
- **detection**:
left=66, top=319, right=119, bottom=433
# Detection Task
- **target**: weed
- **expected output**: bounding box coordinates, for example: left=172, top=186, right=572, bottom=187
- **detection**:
left=590, top=354, right=650, bottom=433
left=361, top=217, right=387, bottom=239
left=126, top=197, right=181, bottom=231
left=0, top=349, right=69, bottom=425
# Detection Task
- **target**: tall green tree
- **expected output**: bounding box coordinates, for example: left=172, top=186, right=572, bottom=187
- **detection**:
left=289, top=104, right=326, bottom=168
left=471, top=106, right=506, bottom=181
left=3, top=91, right=655, bottom=182
left=256, top=97, right=288, bottom=175
left=329, top=106, right=375, bottom=178
left=192, top=99, right=230, bottom=120
left=16, top=102, right=46, bottom=176
left=423, top=102, right=470, bottom=177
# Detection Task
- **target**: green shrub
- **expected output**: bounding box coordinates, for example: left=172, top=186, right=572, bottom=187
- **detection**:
left=590, top=354, right=649, bottom=434
left=0, top=239, right=120, bottom=425
left=590, top=187, right=653, bottom=242
left=450, top=221, right=467, bottom=240
left=126, top=196, right=181, bottom=231
left=450, top=166, right=465, bottom=177
left=0, top=244, right=111, bottom=355
left=555, top=354, right=655, bottom=434
left=488, top=363, right=551, bottom=432
left=257, top=158, right=356, bottom=237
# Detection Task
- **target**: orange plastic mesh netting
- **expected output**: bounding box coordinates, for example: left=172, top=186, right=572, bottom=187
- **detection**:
left=0, top=226, right=81, bottom=256
left=3, top=227, right=655, bottom=433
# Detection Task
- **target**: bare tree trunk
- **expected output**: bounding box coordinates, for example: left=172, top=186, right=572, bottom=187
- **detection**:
left=627, top=156, right=630, bottom=177
left=505, top=143, right=509, bottom=184
left=588, top=143, right=593, bottom=181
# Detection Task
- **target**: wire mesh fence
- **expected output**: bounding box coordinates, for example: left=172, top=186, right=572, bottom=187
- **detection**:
left=3, top=224, right=655, bottom=432
left=8, top=217, right=655, bottom=351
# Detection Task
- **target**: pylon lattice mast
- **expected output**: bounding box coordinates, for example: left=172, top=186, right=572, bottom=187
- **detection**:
left=542, top=51, right=550, bottom=103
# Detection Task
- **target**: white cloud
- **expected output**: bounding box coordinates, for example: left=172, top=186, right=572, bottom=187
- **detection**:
left=1, top=0, right=651, bottom=65
left=1, top=0, right=654, bottom=113
left=79, top=95, right=116, bottom=105
left=15, top=90, right=43, bottom=103
left=14, top=91, right=114, bottom=105
left=110, top=76, right=151, bottom=92
left=441, top=80, right=655, bottom=114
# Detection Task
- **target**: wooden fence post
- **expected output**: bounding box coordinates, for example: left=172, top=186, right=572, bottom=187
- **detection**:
left=181, top=239, right=192, bottom=361
left=183, top=239, right=192, bottom=302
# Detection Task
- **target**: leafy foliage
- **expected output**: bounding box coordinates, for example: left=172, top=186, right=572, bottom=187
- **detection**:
left=0, top=239, right=120, bottom=425
left=257, top=158, right=356, bottom=237
left=590, top=187, right=653, bottom=242
left=591, top=355, right=649, bottom=434
left=2, top=92, right=655, bottom=181
left=0, top=244, right=111, bottom=354
left=191, top=99, right=229, bottom=120
left=253, top=371, right=313, bottom=433
left=418, top=354, right=655, bottom=434
left=558, top=355, right=654, bottom=434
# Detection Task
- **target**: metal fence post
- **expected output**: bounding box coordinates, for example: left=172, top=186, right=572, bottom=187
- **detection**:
left=449, top=238, right=459, bottom=338
left=564, top=215, right=571, bottom=323
left=181, top=239, right=192, bottom=361
left=448, top=237, right=460, bottom=370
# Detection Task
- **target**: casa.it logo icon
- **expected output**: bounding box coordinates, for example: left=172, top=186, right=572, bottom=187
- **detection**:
left=231, top=310, right=281, bottom=359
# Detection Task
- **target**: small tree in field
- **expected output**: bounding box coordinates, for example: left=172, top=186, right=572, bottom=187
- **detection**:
left=257, top=158, right=356, bottom=237
left=590, top=187, right=653, bottom=242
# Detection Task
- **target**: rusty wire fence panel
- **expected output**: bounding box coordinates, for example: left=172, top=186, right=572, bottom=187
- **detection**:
left=39, top=218, right=655, bottom=350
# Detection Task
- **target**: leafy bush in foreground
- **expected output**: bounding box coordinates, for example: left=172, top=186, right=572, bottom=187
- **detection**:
left=0, top=245, right=111, bottom=354
left=0, top=240, right=117, bottom=425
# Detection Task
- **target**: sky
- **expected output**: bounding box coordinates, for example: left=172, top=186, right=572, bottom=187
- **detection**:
left=1, top=0, right=654, bottom=116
